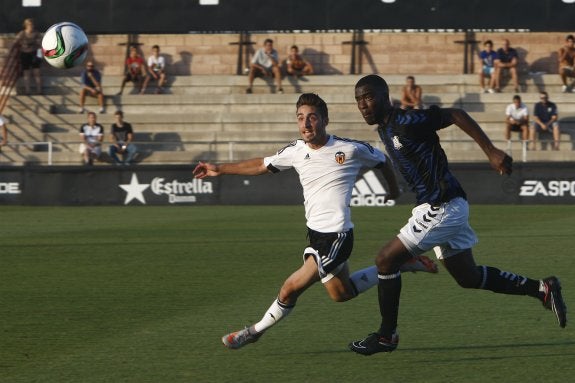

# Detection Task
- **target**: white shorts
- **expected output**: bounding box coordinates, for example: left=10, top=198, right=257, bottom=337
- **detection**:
left=397, top=197, right=478, bottom=259
left=79, top=143, right=102, bottom=157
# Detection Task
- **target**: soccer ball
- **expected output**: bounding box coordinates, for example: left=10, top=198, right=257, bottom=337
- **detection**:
left=42, top=22, right=89, bottom=69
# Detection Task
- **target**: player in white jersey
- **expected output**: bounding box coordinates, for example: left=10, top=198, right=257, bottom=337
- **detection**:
left=193, top=93, right=438, bottom=350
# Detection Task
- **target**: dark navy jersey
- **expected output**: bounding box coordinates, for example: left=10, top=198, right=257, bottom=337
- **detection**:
left=377, top=106, right=466, bottom=205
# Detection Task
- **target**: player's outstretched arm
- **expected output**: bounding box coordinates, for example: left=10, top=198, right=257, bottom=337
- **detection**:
left=441, top=108, right=512, bottom=175
left=193, top=158, right=269, bottom=179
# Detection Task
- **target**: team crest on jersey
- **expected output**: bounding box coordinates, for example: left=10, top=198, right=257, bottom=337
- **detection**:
left=335, top=151, right=346, bottom=164
left=392, top=136, right=403, bottom=150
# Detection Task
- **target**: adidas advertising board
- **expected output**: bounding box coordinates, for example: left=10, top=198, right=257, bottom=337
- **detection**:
left=351, top=170, right=395, bottom=207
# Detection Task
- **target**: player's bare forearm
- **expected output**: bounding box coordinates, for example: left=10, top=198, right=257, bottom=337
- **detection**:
left=443, top=108, right=512, bottom=175
left=193, top=158, right=268, bottom=179
left=378, top=159, right=400, bottom=200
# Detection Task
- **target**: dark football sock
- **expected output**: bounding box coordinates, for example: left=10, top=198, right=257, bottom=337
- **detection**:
left=477, top=266, right=540, bottom=298
left=377, top=271, right=401, bottom=338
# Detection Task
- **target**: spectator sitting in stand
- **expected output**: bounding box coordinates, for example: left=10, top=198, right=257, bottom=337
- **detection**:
left=109, top=110, right=137, bottom=165
left=79, top=61, right=105, bottom=114
left=558, top=34, right=575, bottom=93
left=285, top=45, right=313, bottom=77
left=79, top=112, right=104, bottom=166
left=530, top=91, right=560, bottom=151
left=400, top=76, right=423, bottom=109
left=118, top=46, right=148, bottom=95
left=143, top=44, right=166, bottom=94
left=505, top=95, right=529, bottom=147
left=479, top=40, right=498, bottom=93
left=246, top=38, right=283, bottom=94
left=495, top=39, right=519, bottom=93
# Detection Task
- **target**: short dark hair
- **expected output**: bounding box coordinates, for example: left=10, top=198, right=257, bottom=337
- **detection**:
left=406, top=75, right=415, bottom=81
left=566, top=34, right=574, bottom=41
left=152, top=44, right=160, bottom=50
left=114, top=110, right=124, bottom=117
left=513, top=95, right=521, bottom=101
left=264, top=38, right=273, bottom=45
left=355, top=74, right=390, bottom=95
left=290, top=45, right=299, bottom=51
left=296, top=93, right=328, bottom=120
left=484, top=40, right=493, bottom=46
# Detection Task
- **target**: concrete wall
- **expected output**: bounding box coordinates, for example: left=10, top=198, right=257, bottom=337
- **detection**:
left=0, top=31, right=570, bottom=77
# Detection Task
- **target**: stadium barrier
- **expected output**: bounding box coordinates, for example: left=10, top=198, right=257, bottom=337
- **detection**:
left=0, top=162, right=574, bottom=206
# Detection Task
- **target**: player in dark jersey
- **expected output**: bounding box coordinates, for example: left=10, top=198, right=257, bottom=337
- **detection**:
left=348, top=74, right=567, bottom=356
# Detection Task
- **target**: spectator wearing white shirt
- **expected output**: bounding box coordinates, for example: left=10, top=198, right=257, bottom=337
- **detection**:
left=78, top=112, right=104, bottom=165
left=246, top=39, right=283, bottom=94
left=143, top=45, right=166, bottom=94
left=505, top=95, right=529, bottom=144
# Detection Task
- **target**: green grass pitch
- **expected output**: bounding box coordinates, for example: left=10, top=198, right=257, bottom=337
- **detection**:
left=0, top=205, right=573, bottom=382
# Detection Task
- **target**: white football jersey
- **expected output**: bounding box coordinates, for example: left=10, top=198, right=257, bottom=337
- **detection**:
left=264, top=135, right=387, bottom=232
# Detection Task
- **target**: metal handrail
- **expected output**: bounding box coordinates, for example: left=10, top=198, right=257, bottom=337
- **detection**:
left=0, top=138, right=570, bottom=166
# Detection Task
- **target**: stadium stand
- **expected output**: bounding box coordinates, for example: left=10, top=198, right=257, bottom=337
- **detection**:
left=1, top=32, right=574, bottom=165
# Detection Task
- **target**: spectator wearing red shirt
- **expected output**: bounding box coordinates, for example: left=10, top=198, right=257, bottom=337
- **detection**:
left=118, top=46, right=148, bottom=95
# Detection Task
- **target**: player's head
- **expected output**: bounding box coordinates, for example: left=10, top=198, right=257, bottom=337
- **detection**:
left=512, top=95, right=521, bottom=107
left=296, top=93, right=329, bottom=147
left=355, top=74, right=391, bottom=125
left=152, top=45, right=160, bottom=55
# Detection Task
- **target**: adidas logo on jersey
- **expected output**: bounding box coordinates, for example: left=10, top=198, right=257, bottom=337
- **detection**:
left=351, top=170, right=395, bottom=207
left=304, top=153, right=310, bottom=160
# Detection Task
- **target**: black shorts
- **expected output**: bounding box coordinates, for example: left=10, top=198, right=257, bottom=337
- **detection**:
left=303, top=228, right=354, bottom=281
left=509, top=123, right=524, bottom=132
left=20, top=51, right=41, bottom=70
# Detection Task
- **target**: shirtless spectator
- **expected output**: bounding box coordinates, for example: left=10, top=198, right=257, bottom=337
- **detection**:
left=400, top=76, right=423, bottom=109
left=558, top=34, right=575, bottom=93
left=285, top=45, right=313, bottom=76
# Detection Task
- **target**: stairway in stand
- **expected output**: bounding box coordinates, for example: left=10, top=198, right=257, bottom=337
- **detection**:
left=2, top=74, right=575, bottom=166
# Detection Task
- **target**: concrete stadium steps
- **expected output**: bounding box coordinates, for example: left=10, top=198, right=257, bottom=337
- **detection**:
left=14, top=73, right=574, bottom=97
left=3, top=74, right=575, bottom=165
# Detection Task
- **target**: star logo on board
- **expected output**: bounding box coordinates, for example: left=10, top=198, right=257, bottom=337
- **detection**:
left=119, top=173, right=150, bottom=205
